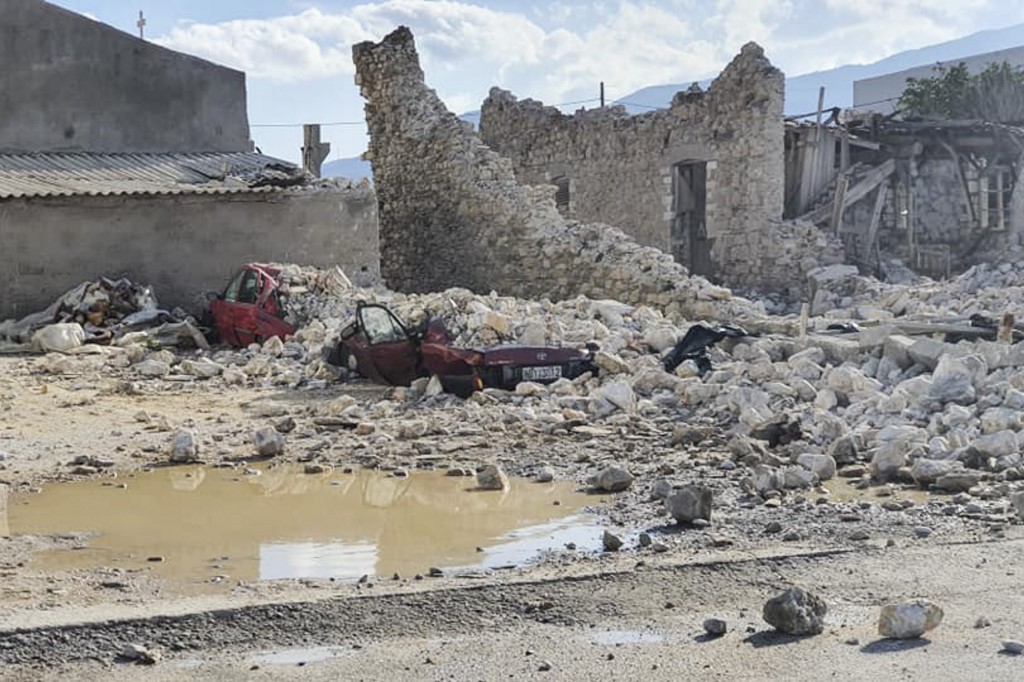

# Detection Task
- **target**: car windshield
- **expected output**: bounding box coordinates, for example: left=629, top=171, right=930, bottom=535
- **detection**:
left=360, top=306, right=408, bottom=345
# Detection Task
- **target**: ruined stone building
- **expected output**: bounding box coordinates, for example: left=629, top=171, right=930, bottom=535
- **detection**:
left=790, top=117, right=1024, bottom=280
left=0, top=0, right=378, bottom=319
left=353, top=27, right=757, bottom=322
left=478, top=46, right=785, bottom=286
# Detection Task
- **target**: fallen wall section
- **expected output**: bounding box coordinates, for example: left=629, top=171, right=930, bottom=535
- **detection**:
left=353, top=27, right=757, bottom=321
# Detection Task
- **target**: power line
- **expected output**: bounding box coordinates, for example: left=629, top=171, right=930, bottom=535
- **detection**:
left=251, top=120, right=367, bottom=128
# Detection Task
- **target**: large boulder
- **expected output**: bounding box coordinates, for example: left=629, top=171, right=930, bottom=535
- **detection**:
left=476, top=464, right=509, bottom=491
left=591, top=466, right=634, bottom=492
left=665, top=485, right=713, bottom=524
left=763, top=587, right=828, bottom=636
left=878, top=599, right=943, bottom=639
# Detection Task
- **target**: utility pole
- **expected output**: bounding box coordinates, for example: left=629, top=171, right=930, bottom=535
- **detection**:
left=301, top=124, right=331, bottom=178
left=600, top=81, right=605, bottom=108
left=137, top=10, right=146, bottom=39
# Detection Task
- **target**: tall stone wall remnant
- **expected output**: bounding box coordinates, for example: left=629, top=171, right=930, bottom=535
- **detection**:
left=478, top=44, right=788, bottom=290
left=352, top=27, right=758, bottom=321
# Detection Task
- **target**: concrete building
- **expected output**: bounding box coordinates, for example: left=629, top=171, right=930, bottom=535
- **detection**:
left=853, top=44, right=1024, bottom=115
left=0, top=1, right=379, bottom=319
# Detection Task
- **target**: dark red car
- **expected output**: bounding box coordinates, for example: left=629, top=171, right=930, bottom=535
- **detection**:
left=333, top=303, right=597, bottom=395
left=208, top=264, right=295, bottom=347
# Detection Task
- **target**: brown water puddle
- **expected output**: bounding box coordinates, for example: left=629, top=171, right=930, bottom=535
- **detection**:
left=823, top=478, right=945, bottom=506
left=6, top=466, right=606, bottom=589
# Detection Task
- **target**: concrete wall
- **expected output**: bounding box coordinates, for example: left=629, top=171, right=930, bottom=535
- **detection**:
left=0, top=187, right=379, bottom=319
left=853, top=44, right=1024, bottom=115
left=0, top=0, right=250, bottom=153
left=477, top=45, right=790, bottom=291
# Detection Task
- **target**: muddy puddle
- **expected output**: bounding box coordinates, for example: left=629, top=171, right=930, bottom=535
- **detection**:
left=823, top=479, right=947, bottom=506
left=6, top=465, right=607, bottom=589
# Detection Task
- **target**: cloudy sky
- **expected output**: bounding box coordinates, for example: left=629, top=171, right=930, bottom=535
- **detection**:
left=52, top=0, right=1024, bottom=163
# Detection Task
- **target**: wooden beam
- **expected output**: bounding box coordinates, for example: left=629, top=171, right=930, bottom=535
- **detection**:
left=842, top=158, right=896, bottom=208
left=937, top=139, right=976, bottom=226
left=864, top=184, right=889, bottom=267
left=829, top=175, right=849, bottom=233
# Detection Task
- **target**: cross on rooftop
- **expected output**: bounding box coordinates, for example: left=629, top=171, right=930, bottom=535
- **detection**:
left=137, top=10, right=146, bottom=39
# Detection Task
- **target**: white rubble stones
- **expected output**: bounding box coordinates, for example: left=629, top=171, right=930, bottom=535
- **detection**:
left=591, top=466, right=634, bottom=493
left=179, top=357, right=224, bottom=378
left=877, top=599, right=944, bottom=639
left=169, top=428, right=199, bottom=463
left=251, top=426, right=286, bottom=457
left=476, top=464, right=509, bottom=491
left=135, top=358, right=171, bottom=378
left=589, top=382, right=636, bottom=417
left=32, top=323, right=85, bottom=352
left=796, top=454, right=836, bottom=481
left=666, top=485, right=713, bottom=524
left=762, top=587, right=828, bottom=636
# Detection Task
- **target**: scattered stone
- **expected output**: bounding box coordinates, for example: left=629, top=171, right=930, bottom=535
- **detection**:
left=592, top=466, right=634, bottom=492
left=169, top=428, right=199, bottom=463
left=702, top=618, right=728, bottom=636
left=878, top=599, right=944, bottom=639
left=665, top=485, right=713, bottom=524
left=476, top=464, right=509, bottom=491
left=251, top=426, right=286, bottom=457
left=120, top=643, right=161, bottom=665
left=762, top=587, right=827, bottom=636
left=1002, top=640, right=1024, bottom=655
left=535, top=467, right=555, bottom=483
left=602, top=530, right=623, bottom=552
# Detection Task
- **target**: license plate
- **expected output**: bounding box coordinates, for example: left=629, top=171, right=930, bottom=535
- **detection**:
left=522, top=365, right=562, bottom=381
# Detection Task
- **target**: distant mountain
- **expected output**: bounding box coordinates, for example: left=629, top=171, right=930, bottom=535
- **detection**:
left=618, top=21, right=1024, bottom=115
left=322, top=156, right=372, bottom=182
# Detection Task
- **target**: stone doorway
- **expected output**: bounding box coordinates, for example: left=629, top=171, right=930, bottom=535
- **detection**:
left=671, top=161, right=712, bottom=277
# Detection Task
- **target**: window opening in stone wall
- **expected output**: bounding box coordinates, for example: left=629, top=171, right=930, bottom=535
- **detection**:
left=978, top=167, right=1012, bottom=232
left=671, top=161, right=711, bottom=277
left=552, top=176, right=570, bottom=216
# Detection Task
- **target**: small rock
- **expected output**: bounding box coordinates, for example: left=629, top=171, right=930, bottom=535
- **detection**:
left=638, top=532, right=652, bottom=547
left=121, top=643, right=161, bottom=665
left=169, top=428, right=199, bottom=463
left=304, top=463, right=331, bottom=475
left=703, top=618, right=728, bottom=636
left=602, top=530, right=623, bottom=552
left=592, top=466, right=634, bottom=492
left=878, top=599, right=944, bottom=639
left=538, top=661, right=552, bottom=672
left=476, top=464, right=509, bottom=491
left=975, top=617, right=992, bottom=629
left=535, top=467, right=555, bottom=483
left=665, top=485, right=713, bottom=524
left=251, top=426, right=286, bottom=457
left=762, top=587, right=828, bottom=636
left=1002, top=640, right=1024, bottom=655
left=913, top=526, right=933, bottom=538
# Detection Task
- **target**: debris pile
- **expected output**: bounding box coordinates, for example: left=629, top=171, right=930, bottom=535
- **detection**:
left=0, top=277, right=207, bottom=351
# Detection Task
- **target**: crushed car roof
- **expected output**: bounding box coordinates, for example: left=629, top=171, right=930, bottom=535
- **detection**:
left=0, top=151, right=311, bottom=199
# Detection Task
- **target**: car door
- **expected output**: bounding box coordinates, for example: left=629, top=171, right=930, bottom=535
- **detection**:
left=209, top=267, right=262, bottom=347
left=356, top=304, right=421, bottom=385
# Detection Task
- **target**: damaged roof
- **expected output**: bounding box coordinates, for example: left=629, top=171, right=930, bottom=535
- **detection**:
left=0, top=151, right=310, bottom=199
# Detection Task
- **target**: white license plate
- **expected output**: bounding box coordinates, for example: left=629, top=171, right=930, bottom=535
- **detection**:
left=522, top=365, right=562, bottom=381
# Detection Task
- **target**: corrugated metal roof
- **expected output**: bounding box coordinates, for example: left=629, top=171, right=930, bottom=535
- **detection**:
left=0, top=151, right=308, bottom=199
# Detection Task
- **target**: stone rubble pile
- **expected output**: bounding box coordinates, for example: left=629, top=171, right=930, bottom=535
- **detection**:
left=22, top=258, right=1024, bottom=542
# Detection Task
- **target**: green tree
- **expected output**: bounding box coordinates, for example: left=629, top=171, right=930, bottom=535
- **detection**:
left=898, top=61, right=1024, bottom=123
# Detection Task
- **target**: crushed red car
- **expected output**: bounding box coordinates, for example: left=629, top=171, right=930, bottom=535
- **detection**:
left=208, top=263, right=295, bottom=347
left=332, top=302, right=598, bottom=395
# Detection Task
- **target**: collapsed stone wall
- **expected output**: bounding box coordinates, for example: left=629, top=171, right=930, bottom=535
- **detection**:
left=353, top=27, right=758, bottom=321
left=478, top=44, right=787, bottom=291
